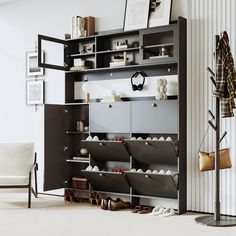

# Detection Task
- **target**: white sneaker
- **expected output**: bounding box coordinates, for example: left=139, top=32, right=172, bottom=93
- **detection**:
left=86, top=136, right=93, bottom=141
left=85, top=165, right=92, bottom=171
left=149, top=206, right=165, bottom=216
left=166, top=137, right=172, bottom=141
left=137, top=137, right=143, bottom=140
left=165, top=170, right=173, bottom=175
left=159, top=208, right=176, bottom=217
left=131, top=137, right=137, bottom=140
left=92, top=166, right=99, bottom=171
left=159, top=137, right=165, bottom=141
left=152, top=137, right=158, bottom=141
left=158, top=170, right=165, bottom=174
left=146, top=169, right=152, bottom=173
left=93, top=136, right=99, bottom=141
left=146, top=137, right=152, bottom=140
left=152, top=170, right=158, bottom=174
left=130, top=168, right=136, bottom=172
left=137, top=168, right=143, bottom=173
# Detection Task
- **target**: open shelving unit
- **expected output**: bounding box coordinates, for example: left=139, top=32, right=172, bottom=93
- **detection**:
left=39, top=17, right=187, bottom=213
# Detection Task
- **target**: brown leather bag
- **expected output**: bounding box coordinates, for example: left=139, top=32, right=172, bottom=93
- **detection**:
left=198, top=148, right=232, bottom=171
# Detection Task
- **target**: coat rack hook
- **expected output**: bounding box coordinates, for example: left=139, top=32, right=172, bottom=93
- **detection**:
left=207, top=67, right=215, bottom=77
left=208, top=120, right=216, bottom=131
left=218, top=131, right=227, bottom=144
left=210, top=76, right=216, bottom=87
left=208, top=110, right=215, bottom=120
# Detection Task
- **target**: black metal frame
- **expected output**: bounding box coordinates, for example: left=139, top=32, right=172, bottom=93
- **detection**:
left=0, top=153, right=38, bottom=208
left=195, top=35, right=236, bottom=227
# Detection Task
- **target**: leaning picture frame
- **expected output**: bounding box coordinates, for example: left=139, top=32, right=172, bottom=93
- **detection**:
left=26, top=51, right=45, bottom=77
left=123, top=0, right=150, bottom=31
left=148, top=0, right=172, bottom=27
left=26, top=80, right=44, bottom=105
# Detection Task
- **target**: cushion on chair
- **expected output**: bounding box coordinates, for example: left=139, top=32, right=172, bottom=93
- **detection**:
left=0, top=143, right=34, bottom=177
left=0, top=176, right=29, bottom=185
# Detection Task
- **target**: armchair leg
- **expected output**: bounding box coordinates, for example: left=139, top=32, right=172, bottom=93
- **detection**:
left=34, top=164, right=38, bottom=198
left=28, top=173, right=31, bottom=208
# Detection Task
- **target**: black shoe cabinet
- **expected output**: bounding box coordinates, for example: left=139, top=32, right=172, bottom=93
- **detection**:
left=39, top=17, right=186, bottom=213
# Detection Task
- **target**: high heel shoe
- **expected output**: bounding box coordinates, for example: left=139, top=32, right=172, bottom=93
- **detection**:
left=89, top=192, right=96, bottom=206
left=95, top=193, right=102, bottom=207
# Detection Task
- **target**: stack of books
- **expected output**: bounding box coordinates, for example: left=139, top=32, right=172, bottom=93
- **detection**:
left=102, top=95, right=122, bottom=102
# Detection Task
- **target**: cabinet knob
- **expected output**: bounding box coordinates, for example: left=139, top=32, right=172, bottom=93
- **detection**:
left=63, top=146, right=68, bottom=151
left=99, top=142, right=103, bottom=146
left=145, top=175, right=149, bottom=178
left=152, top=103, right=157, bottom=107
left=99, top=173, right=103, bottom=177
left=145, top=142, right=150, bottom=146
left=108, top=104, right=112, bottom=108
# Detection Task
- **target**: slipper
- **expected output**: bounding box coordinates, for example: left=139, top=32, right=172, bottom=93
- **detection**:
left=131, top=205, right=143, bottom=213
left=159, top=208, right=176, bottom=217
left=138, top=206, right=153, bottom=214
left=149, top=206, right=165, bottom=216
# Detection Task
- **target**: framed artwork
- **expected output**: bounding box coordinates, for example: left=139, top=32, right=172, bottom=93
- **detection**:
left=148, top=0, right=172, bottom=27
left=123, top=0, right=150, bottom=31
left=26, top=51, right=45, bottom=77
left=26, top=80, right=44, bottom=105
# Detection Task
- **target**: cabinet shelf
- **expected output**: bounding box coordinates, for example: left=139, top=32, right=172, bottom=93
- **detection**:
left=65, top=61, right=177, bottom=74
left=96, top=47, right=140, bottom=54
left=143, top=43, right=174, bottom=49
left=68, top=53, right=95, bottom=58
left=66, top=131, right=89, bottom=134
left=66, top=159, right=90, bottom=164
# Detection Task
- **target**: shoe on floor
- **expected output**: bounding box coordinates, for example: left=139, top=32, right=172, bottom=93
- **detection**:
left=138, top=206, right=153, bottom=214
left=159, top=207, right=176, bottom=217
left=149, top=206, right=165, bottom=216
left=131, top=205, right=143, bottom=213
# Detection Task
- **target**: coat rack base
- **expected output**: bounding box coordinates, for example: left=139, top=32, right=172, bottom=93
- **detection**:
left=195, top=215, right=236, bottom=227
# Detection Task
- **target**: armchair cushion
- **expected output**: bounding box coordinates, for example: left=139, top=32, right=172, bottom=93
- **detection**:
left=0, top=143, right=34, bottom=180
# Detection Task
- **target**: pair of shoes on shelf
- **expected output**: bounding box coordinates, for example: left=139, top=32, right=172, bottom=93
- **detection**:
left=113, top=168, right=124, bottom=173
left=158, top=170, right=173, bottom=175
left=85, top=165, right=100, bottom=171
left=149, top=206, right=176, bottom=217
left=89, top=192, right=102, bottom=207
left=131, top=205, right=153, bottom=214
left=130, top=168, right=173, bottom=175
left=101, top=197, right=130, bottom=211
left=86, top=135, right=99, bottom=141
left=130, top=137, right=172, bottom=141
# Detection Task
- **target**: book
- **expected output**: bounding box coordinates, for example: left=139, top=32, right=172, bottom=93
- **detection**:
left=109, top=61, right=132, bottom=67
left=149, top=55, right=169, bottom=59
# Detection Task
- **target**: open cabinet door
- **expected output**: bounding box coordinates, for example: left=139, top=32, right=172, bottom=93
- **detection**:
left=38, top=34, right=70, bottom=71
left=44, top=105, right=70, bottom=191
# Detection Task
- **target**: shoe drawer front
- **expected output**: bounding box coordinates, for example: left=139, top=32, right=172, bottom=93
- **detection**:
left=125, top=172, right=178, bottom=199
left=90, top=102, right=131, bottom=133
left=82, top=170, right=130, bottom=194
left=131, top=100, right=178, bottom=134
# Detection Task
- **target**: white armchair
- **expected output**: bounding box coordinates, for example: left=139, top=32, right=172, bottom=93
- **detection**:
left=0, top=143, right=38, bottom=208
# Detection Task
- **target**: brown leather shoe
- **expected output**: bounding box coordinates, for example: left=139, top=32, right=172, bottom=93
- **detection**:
left=101, top=197, right=112, bottom=210
left=108, top=198, right=130, bottom=211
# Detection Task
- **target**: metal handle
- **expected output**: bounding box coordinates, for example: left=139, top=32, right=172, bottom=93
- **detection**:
left=145, top=175, right=149, bottom=178
left=99, top=142, right=103, bottom=146
left=63, top=146, right=68, bottom=151
left=145, top=142, right=150, bottom=146
left=152, top=103, right=157, bottom=107
left=108, top=104, right=112, bottom=108
left=99, top=173, right=103, bottom=177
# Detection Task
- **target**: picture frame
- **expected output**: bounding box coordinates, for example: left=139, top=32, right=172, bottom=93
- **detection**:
left=123, top=0, right=150, bottom=31
left=148, top=0, right=172, bottom=27
left=26, top=51, right=45, bottom=77
left=26, top=80, right=44, bottom=105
